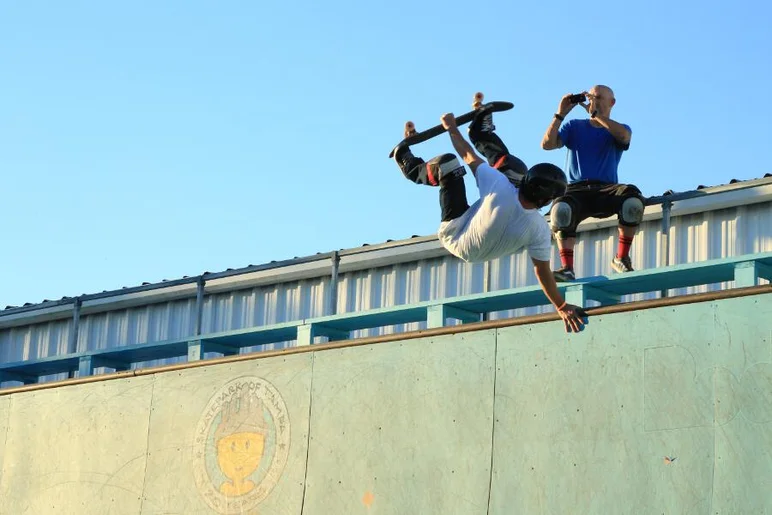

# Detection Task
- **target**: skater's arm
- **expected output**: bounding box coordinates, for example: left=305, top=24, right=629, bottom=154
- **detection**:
left=532, top=258, right=588, bottom=333
left=532, top=259, right=566, bottom=308
left=441, top=113, right=484, bottom=173
left=448, top=129, right=483, bottom=172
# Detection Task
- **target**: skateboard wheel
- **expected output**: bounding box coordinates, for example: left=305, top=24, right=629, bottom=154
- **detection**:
left=406, top=121, right=415, bottom=130
left=474, top=92, right=484, bottom=102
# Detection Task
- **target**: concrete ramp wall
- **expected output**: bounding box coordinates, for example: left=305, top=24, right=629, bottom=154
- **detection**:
left=0, top=291, right=770, bottom=514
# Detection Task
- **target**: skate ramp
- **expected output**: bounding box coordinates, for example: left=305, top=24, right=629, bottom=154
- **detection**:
left=0, top=290, right=770, bottom=514
left=489, top=295, right=772, bottom=513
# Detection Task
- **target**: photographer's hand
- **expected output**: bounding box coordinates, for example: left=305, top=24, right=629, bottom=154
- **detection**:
left=558, top=93, right=579, bottom=118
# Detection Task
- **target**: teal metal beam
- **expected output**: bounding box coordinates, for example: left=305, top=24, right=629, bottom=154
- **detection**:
left=427, top=304, right=481, bottom=328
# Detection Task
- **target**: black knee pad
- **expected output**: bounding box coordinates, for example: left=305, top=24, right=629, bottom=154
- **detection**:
left=428, top=154, right=466, bottom=183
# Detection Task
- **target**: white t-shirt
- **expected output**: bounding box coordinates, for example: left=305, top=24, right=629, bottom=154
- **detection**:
left=437, top=163, right=552, bottom=263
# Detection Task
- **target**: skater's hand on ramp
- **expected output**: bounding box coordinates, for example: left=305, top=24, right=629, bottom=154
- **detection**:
left=557, top=304, right=589, bottom=333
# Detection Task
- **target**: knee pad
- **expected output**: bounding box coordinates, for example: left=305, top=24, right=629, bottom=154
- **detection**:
left=428, top=154, right=466, bottom=182
left=549, top=200, right=575, bottom=234
left=619, top=196, right=644, bottom=226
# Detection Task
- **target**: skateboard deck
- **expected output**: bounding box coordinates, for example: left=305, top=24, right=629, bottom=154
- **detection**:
left=389, top=93, right=513, bottom=158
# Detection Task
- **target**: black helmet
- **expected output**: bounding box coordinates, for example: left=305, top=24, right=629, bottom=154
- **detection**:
left=521, top=163, right=567, bottom=205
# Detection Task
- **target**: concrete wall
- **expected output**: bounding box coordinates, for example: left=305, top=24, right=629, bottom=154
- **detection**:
left=0, top=292, right=770, bottom=514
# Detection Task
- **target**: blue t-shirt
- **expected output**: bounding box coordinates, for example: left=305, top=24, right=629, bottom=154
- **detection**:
left=558, top=119, right=631, bottom=184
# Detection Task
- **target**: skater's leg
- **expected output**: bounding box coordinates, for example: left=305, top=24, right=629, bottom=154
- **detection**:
left=468, top=109, right=510, bottom=165
left=392, top=122, right=469, bottom=221
left=394, top=146, right=466, bottom=186
left=393, top=121, right=466, bottom=186
left=467, top=97, right=527, bottom=185
left=397, top=150, right=469, bottom=221
left=549, top=194, right=581, bottom=282
left=439, top=175, right=470, bottom=222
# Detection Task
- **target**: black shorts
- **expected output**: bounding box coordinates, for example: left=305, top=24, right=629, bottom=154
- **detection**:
left=551, top=181, right=644, bottom=239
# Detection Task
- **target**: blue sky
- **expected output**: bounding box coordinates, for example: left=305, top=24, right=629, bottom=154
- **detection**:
left=1, top=0, right=770, bottom=308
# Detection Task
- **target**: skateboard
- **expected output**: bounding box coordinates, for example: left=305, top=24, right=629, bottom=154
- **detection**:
left=389, top=92, right=514, bottom=158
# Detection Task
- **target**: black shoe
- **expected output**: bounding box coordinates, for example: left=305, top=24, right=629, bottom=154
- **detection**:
left=393, top=143, right=427, bottom=185
left=393, top=143, right=412, bottom=167
left=469, top=104, right=496, bottom=134
left=553, top=266, right=576, bottom=282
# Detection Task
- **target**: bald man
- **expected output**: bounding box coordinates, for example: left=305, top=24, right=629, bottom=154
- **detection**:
left=541, top=85, right=645, bottom=281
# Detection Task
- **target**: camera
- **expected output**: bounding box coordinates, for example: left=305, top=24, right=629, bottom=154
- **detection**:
left=568, top=93, right=586, bottom=104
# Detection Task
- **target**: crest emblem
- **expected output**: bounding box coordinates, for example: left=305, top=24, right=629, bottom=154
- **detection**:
left=193, top=377, right=290, bottom=514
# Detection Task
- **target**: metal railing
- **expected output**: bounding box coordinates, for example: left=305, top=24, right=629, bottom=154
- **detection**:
left=2, top=250, right=771, bottom=389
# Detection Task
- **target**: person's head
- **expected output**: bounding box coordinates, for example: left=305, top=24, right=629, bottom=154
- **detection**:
left=587, top=85, right=616, bottom=118
left=520, top=163, right=568, bottom=208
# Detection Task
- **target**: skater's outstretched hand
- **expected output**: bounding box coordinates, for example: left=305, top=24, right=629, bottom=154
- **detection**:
left=441, top=113, right=458, bottom=131
left=532, top=258, right=590, bottom=334
left=557, top=303, right=589, bottom=333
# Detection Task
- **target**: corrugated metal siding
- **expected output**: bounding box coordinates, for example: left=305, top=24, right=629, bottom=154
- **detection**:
left=78, top=299, right=197, bottom=352
left=665, top=204, right=772, bottom=297
left=76, top=298, right=197, bottom=371
left=74, top=278, right=332, bottom=369
left=3, top=197, right=772, bottom=384
left=0, top=318, right=73, bottom=385
left=0, top=319, right=72, bottom=362
left=204, top=278, right=330, bottom=333
left=202, top=277, right=331, bottom=352
left=336, top=258, right=486, bottom=338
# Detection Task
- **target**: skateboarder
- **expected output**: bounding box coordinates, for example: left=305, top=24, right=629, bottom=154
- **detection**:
left=392, top=105, right=588, bottom=333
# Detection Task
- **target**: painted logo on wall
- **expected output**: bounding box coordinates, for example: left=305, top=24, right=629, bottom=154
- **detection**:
left=193, top=376, right=290, bottom=514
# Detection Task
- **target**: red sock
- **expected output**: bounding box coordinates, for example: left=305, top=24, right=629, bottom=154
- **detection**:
left=617, top=236, right=634, bottom=259
left=559, top=249, right=574, bottom=269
